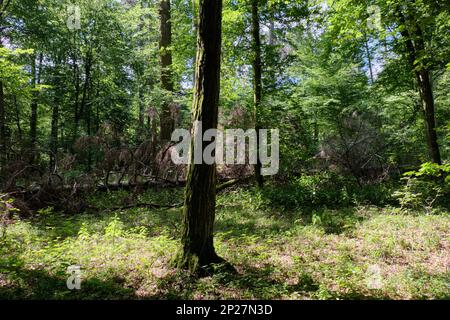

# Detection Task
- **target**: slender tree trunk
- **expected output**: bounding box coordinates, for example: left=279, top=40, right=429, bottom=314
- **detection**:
left=159, top=0, right=175, bottom=141
left=138, top=86, right=145, bottom=143
left=176, top=0, right=226, bottom=274
left=29, top=53, right=42, bottom=163
left=13, top=95, right=22, bottom=141
left=251, top=0, right=264, bottom=188
left=269, top=19, right=275, bottom=46
left=363, top=34, right=374, bottom=84
left=398, top=12, right=441, bottom=164
left=150, top=114, right=158, bottom=175
left=30, top=55, right=37, bottom=146
left=0, top=80, right=5, bottom=165
left=86, top=82, right=93, bottom=171
left=95, top=77, right=100, bottom=135
left=50, top=98, right=59, bottom=172
left=50, top=63, right=61, bottom=172
left=80, top=50, right=92, bottom=136
left=0, top=1, right=10, bottom=166
left=73, top=55, right=80, bottom=143
left=313, top=117, right=319, bottom=144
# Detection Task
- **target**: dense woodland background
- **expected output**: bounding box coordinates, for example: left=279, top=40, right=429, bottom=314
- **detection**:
left=0, top=0, right=449, bottom=300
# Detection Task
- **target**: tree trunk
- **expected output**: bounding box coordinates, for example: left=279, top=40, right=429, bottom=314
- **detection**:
left=413, top=25, right=441, bottom=165
left=0, top=1, right=10, bottom=166
left=29, top=53, right=42, bottom=163
left=138, top=87, right=145, bottom=143
left=50, top=62, right=61, bottom=172
left=398, top=11, right=441, bottom=165
left=86, top=80, right=93, bottom=171
left=73, top=57, right=80, bottom=144
left=159, top=0, right=175, bottom=141
left=0, top=80, right=5, bottom=165
left=80, top=49, right=92, bottom=137
left=251, top=0, right=264, bottom=187
left=363, top=34, right=374, bottom=84
left=50, top=97, right=59, bottom=172
left=13, top=95, right=22, bottom=141
left=176, top=0, right=225, bottom=274
left=417, top=68, right=441, bottom=164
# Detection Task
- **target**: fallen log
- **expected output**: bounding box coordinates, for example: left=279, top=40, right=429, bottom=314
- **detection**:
left=87, top=202, right=183, bottom=213
left=216, top=176, right=253, bottom=192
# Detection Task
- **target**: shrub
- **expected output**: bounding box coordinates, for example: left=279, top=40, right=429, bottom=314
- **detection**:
left=260, top=171, right=393, bottom=209
left=393, top=162, right=450, bottom=213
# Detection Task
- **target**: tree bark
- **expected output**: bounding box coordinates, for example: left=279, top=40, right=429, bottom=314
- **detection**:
left=398, top=11, right=441, bottom=165
left=413, top=26, right=441, bottom=165
left=176, top=0, right=225, bottom=274
left=159, top=0, right=175, bottom=141
left=29, top=53, right=42, bottom=163
left=363, top=34, right=374, bottom=84
left=0, top=34, right=4, bottom=165
left=13, top=95, right=22, bottom=141
left=79, top=49, right=92, bottom=137
left=72, top=54, right=80, bottom=144
left=0, top=80, right=5, bottom=165
left=251, top=0, right=264, bottom=187
left=138, top=87, right=145, bottom=143
left=50, top=62, right=61, bottom=171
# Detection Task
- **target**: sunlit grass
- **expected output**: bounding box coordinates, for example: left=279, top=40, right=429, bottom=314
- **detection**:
left=0, top=187, right=448, bottom=299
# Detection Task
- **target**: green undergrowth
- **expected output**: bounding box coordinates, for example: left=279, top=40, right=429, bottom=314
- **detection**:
left=0, top=185, right=448, bottom=300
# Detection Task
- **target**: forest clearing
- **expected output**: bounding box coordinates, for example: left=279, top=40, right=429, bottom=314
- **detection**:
left=0, top=0, right=449, bottom=302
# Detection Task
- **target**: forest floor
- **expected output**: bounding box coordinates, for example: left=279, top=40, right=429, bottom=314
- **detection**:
left=0, top=187, right=449, bottom=300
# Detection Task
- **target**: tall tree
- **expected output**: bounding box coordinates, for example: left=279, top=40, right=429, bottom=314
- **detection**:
left=0, top=76, right=4, bottom=165
left=29, top=53, right=42, bottom=163
left=325, top=0, right=447, bottom=165
left=50, top=61, right=62, bottom=172
left=397, top=8, right=441, bottom=164
left=251, top=0, right=264, bottom=187
left=0, top=0, right=12, bottom=165
left=176, top=0, right=225, bottom=274
left=159, top=0, right=175, bottom=141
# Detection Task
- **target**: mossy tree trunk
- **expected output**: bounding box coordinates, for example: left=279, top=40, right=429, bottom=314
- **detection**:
left=176, top=0, right=224, bottom=274
left=159, top=0, right=175, bottom=142
left=251, top=0, right=264, bottom=188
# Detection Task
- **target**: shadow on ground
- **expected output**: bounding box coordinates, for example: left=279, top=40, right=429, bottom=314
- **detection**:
left=0, top=265, right=137, bottom=299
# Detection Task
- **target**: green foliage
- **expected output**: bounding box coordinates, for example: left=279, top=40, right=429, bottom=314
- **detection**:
left=0, top=188, right=448, bottom=299
left=248, top=172, right=394, bottom=210
left=0, top=0, right=449, bottom=301
left=394, top=162, right=450, bottom=213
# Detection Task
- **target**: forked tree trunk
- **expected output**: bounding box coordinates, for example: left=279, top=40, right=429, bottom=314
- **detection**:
left=176, top=0, right=225, bottom=274
left=159, top=0, right=175, bottom=141
left=251, top=0, right=264, bottom=187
